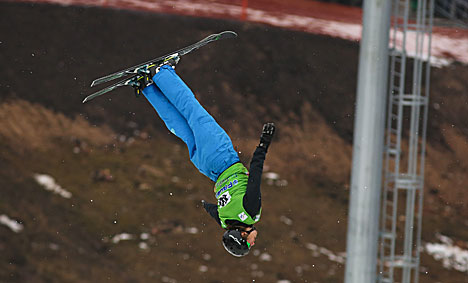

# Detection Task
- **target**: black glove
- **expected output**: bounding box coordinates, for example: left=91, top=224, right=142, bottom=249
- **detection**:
left=258, top=122, right=275, bottom=150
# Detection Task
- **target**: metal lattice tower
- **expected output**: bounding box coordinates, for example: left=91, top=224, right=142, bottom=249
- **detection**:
left=378, top=0, right=434, bottom=283
left=434, top=0, right=468, bottom=26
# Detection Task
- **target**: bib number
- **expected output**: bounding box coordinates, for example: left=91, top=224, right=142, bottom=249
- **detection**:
left=218, top=191, right=231, bottom=208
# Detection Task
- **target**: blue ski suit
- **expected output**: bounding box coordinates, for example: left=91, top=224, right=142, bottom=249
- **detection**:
left=142, top=65, right=240, bottom=181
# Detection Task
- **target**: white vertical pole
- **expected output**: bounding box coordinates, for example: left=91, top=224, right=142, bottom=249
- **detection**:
left=344, top=1, right=392, bottom=282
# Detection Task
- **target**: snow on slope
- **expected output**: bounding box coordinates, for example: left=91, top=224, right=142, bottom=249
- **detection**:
left=0, top=214, right=24, bottom=233
left=425, top=234, right=468, bottom=273
left=18, top=0, right=468, bottom=67
left=34, top=174, right=72, bottom=198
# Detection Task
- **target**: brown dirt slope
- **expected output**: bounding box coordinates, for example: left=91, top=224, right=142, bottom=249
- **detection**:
left=1, top=2, right=468, bottom=283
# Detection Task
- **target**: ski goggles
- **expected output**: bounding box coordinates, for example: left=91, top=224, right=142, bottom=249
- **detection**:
left=245, top=226, right=256, bottom=234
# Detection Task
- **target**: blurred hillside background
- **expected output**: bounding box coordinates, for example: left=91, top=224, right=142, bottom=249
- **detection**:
left=0, top=1, right=467, bottom=282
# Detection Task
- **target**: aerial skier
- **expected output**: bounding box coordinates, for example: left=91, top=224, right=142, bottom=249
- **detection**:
left=138, top=56, right=275, bottom=257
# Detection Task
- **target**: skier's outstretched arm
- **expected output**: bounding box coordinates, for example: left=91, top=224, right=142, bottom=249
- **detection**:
left=202, top=200, right=222, bottom=226
left=243, top=123, right=275, bottom=218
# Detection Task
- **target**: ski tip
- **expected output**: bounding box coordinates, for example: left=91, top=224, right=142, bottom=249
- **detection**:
left=82, top=97, right=89, bottom=103
left=218, top=31, right=238, bottom=39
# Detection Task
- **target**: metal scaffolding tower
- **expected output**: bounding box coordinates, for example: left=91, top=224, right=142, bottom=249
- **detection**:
left=378, top=1, right=434, bottom=283
left=435, top=0, right=468, bottom=26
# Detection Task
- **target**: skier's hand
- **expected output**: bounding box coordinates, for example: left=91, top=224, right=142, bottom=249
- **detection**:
left=259, top=122, right=275, bottom=150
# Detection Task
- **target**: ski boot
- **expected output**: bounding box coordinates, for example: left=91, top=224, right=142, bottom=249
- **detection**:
left=131, top=54, right=180, bottom=97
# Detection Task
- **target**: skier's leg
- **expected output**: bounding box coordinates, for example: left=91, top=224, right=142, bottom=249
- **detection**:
left=142, top=84, right=196, bottom=158
left=152, top=65, right=239, bottom=181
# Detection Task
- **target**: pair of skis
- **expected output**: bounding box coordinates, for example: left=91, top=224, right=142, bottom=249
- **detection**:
left=83, top=31, right=237, bottom=103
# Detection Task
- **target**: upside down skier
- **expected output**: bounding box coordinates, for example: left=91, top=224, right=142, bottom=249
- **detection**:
left=138, top=55, right=275, bottom=257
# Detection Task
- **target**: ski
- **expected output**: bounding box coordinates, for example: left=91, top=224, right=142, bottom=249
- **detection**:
left=82, top=74, right=140, bottom=103
left=83, top=31, right=237, bottom=103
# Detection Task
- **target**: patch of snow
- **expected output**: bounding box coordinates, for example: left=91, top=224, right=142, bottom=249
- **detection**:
left=264, top=172, right=289, bottom=187
left=111, top=233, right=134, bottom=244
left=425, top=234, right=468, bottom=273
left=277, top=280, right=291, bottom=283
left=34, top=174, right=72, bottom=199
left=0, top=214, right=24, bottom=233
left=306, top=242, right=345, bottom=264
left=280, top=215, right=293, bottom=225
left=389, top=29, right=459, bottom=67
left=185, top=227, right=199, bottom=234
left=264, top=172, right=279, bottom=180
left=437, top=233, right=454, bottom=245
left=276, top=179, right=289, bottom=187
left=198, top=265, right=208, bottom=272
left=259, top=252, right=272, bottom=261
left=140, top=232, right=150, bottom=240
left=139, top=242, right=149, bottom=250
